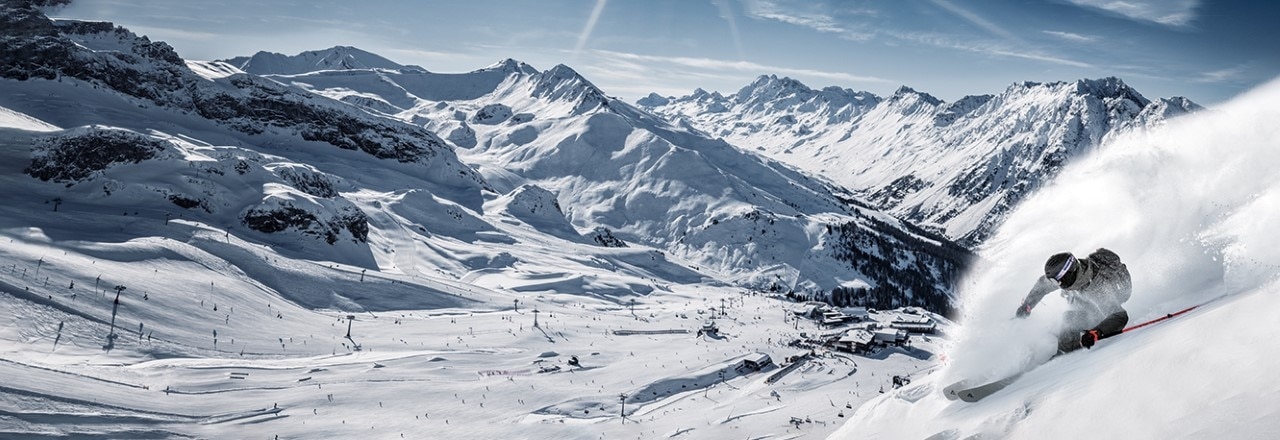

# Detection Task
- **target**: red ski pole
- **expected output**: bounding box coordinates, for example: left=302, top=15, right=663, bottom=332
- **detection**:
left=1122, top=304, right=1201, bottom=333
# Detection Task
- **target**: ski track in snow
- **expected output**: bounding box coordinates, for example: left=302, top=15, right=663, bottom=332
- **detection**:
left=837, top=77, right=1280, bottom=439
left=0, top=8, right=1275, bottom=439
left=0, top=213, right=944, bottom=438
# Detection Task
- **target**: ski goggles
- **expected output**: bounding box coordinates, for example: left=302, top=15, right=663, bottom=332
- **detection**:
left=1053, top=255, right=1078, bottom=288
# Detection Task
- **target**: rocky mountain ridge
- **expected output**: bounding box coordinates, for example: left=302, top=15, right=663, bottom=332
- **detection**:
left=0, top=3, right=969, bottom=314
left=265, top=52, right=968, bottom=311
left=640, top=74, right=1201, bottom=246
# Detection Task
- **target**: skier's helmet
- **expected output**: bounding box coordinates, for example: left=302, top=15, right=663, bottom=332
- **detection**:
left=1044, top=252, right=1078, bottom=288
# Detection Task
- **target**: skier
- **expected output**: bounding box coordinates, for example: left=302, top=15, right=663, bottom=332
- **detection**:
left=1015, top=248, right=1131, bottom=353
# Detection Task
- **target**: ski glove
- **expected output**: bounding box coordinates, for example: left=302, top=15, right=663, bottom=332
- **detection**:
left=1015, top=303, right=1032, bottom=318
left=1080, top=329, right=1101, bottom=349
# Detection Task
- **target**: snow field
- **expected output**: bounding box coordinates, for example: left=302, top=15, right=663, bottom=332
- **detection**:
left=836, top=77, right=1280, bottom=439
left=0, top=232, right=947, bottom=438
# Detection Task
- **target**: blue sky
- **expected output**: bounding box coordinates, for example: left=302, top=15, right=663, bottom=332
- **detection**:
left=57, top=0, right=1278, bottom=106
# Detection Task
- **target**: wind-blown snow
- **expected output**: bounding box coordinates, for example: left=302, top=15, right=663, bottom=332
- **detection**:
left=5, top=4, right=1271, bottom=436
left=0, top=105, right=59, bottom=132
left=834, top=77, right=1280, bottom=438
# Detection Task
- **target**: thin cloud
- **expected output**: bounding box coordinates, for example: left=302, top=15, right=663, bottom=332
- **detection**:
left=574, top=0, right=608, bottom=54
left=588, top=49, right=892, bottom=84
left=1062, top=0, right=1200, bottom=27
left=1196, top=65, right=1249, bottom=83
left=895, top=31, right=1093, bottom=68
left=115, top=24, right=220, bottom=41
left=380, top=48, right=482, bottom=67
left=988, top=48, right=1092, bottom=68
left=712, top=0, right=748, bottom=60
left=930, top=0, right=1020, bottom=43
left=1043, top=30, right=1097, bottom=43
left=741, top=0, right=873, bottom=41
left=743, top=1, right=1090, bottom=70
left=577, top=63, right=740, bottom=98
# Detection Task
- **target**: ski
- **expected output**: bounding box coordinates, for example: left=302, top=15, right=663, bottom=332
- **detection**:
left=944, top=373, right=1024, bottom=402
left=944, top=302, right=1211, bottom=402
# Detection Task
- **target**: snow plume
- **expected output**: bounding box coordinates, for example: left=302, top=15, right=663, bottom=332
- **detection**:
left=944, top=75, right=1280, bottom=383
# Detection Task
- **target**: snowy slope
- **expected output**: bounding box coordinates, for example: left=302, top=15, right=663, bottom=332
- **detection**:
left=0, top=5, right=968, bottom=438
left=255, top=53, right=970, bottom=311
left=831, top=77, right=1280, bottom=439
left=0, top=105, right=58, bottom=131
left=0, top=12, right=488, bottom=203
left=641, top=75, right=1200, bottom=247
left=220, top=46, right=427, bottom=75
left=0, top=3, right=968, bottom=313
left=7, top=2, right=1270, bottom=439
left=0, top=115, right=950, bottom=438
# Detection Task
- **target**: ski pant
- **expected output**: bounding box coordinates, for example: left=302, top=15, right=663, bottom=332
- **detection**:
left=1057, top=309, right=1129, bottom=354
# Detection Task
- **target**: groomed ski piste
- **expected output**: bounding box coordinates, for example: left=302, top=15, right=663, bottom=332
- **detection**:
left=0, top=216, right=942, bottom=439
left=0, top=15, right=1277, bottom=438
left=0, top=77, right=947, bottom=438
left=836, top=78, right=1280, bottom=438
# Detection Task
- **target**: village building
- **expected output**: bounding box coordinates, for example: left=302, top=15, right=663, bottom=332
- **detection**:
left=841, top=306, right=870, bottom=321
left=821, top=311, right=854, bottom=327
left=890, top=316, right=937, bottom=333
left=791, top=302, right=829, bottom=319
left=873, top=329, right=910, bottom=346
left=742, top=352, right=773, bottom=370
left=699, top=320, right=719, bottom=335
left=834, top=329, right=875, bottom=353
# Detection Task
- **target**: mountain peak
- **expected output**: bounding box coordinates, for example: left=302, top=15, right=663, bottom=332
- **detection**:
left=483, top=58, right=538, bottom=75
left=1007, top=77, right=1150, bottom=106
left=529, top=64, right=609, bottom=112
left=890, top=86, right=943, bottom=106
left=736, top=75, right=814, bottom=102
left=689, top=88, right=726, bottom=100
left=222, top=46, right=425, bottom=75
left=1072, top=76, right=1149, bottom=105
left=752, top=74, right=808, bottom=90
left=636, top=92, right=671, bottom=107
left=543, top=64, right=589, bottom=83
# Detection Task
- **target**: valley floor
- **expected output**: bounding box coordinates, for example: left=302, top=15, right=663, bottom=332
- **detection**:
left=0, top=229, right=946, bottom=439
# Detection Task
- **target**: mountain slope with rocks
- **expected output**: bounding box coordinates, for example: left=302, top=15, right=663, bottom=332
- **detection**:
left=252, top=51, right=972, bottom=312
left=640, top=75, right=1201, bottom=246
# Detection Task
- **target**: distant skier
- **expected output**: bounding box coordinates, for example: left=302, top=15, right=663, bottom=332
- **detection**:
left=1015, top=248, right=1131, bottom=353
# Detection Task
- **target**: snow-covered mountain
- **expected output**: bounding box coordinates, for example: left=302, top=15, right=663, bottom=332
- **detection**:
left=236, top=52, right=971, bottom=312
left=834, top=75, right=1280, bottom=440
left=220, top=46, right=427, bottom=75
left=640, top=75, right=1201, bottom=246
left=0, top=3, right=970, bottom=437
left=0, top=1, right=972, bottom=310
left=2, top=2, right=1277, bottom=439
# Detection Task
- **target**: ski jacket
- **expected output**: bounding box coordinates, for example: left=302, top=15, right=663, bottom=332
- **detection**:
left=1021, top=248, right=1131, bottom=321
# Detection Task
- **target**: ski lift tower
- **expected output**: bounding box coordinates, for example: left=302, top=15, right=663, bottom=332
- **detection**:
left=619, top=393, right=627, bottom=424
left=345, top=315, right=356, bottom=339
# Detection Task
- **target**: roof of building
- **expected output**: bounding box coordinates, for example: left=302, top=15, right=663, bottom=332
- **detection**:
left=839, top=330, right=874, bottom=345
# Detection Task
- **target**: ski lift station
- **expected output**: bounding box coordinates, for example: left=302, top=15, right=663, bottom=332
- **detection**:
left=835, top=329, right=875, bottom=353
left=890, top=316, right=937, bottom=333
left=834, top=328, right=909, bottom=354
left=742, top=352, right=773, bottom=370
